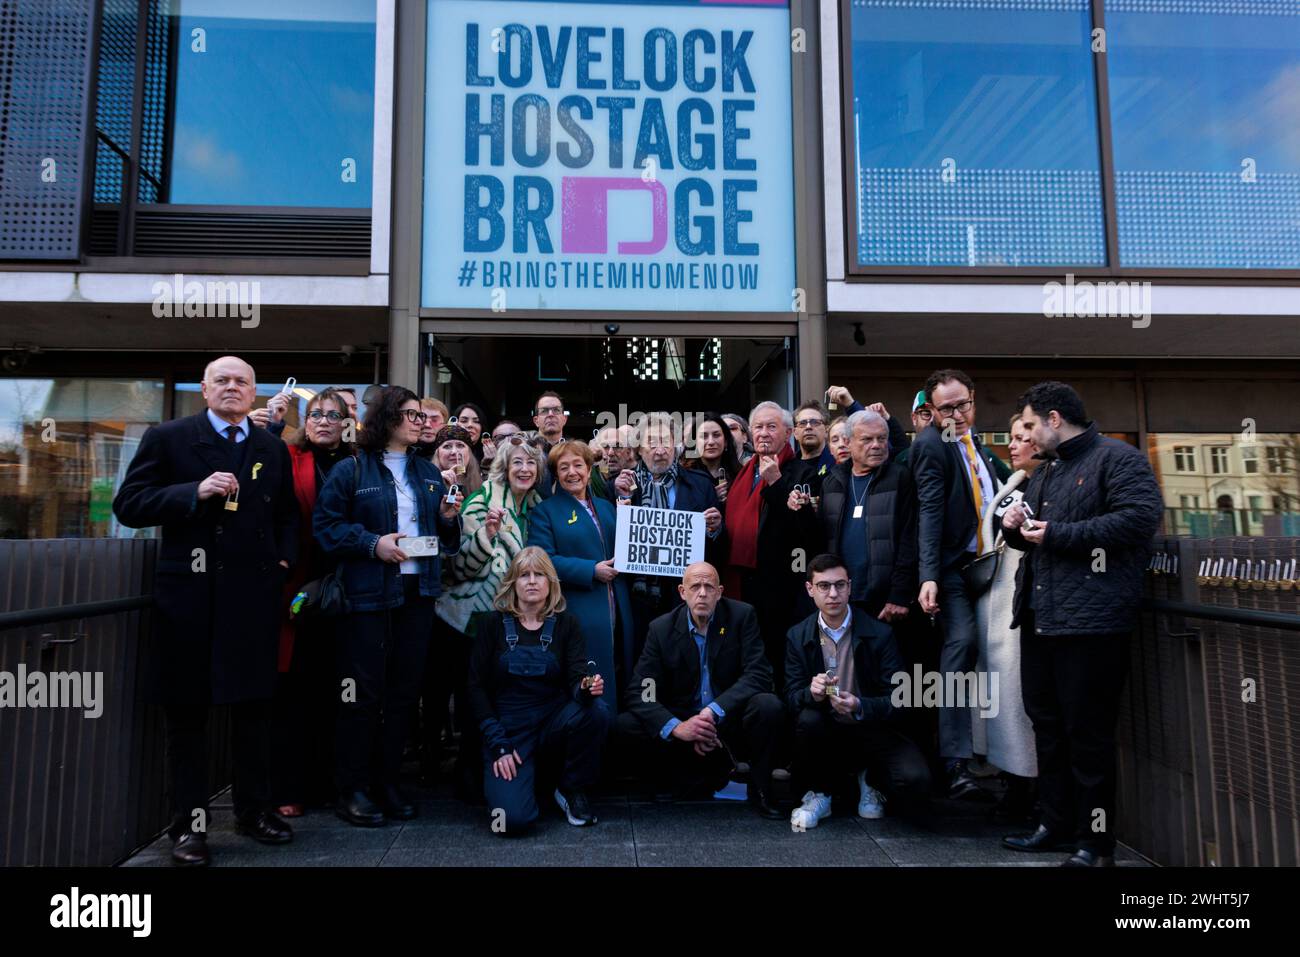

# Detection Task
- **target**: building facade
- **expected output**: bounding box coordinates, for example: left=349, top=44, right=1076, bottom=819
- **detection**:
left=1, top=0, right=1298, bottom=541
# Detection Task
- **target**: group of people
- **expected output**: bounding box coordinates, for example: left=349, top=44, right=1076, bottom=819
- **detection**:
left=113, top=356, right=1163, bottom=868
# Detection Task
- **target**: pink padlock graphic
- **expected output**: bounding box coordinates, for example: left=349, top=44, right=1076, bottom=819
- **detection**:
left=560, top=176, right=668, bottom=255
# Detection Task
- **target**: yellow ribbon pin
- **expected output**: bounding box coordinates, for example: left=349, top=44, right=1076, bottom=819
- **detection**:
left=719, top=627, right=726, bottom=636
left=252, top=462, right=263, bottom=480
left=568, top=509, right=578, bottom=525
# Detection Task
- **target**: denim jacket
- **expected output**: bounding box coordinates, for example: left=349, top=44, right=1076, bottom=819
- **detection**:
left=312, top=448, right=462, bottom=612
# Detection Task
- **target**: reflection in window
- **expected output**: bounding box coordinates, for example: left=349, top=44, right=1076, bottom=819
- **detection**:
left=1106, top=0, right=1300, bottom=268
left=847, top=0, right=1105, bottom=267
left=0, top=380, right=165, bottom=540
left=166, top=0, right=375, bottom=206
left=1150, top=432, right=1300, bottom=536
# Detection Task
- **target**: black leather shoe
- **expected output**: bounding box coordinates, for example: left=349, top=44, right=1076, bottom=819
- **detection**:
left=376, top=785, right=417, bottom=821
left=1062, top=848, right=1115, bottom=867
left=1002, top=824, right=1075, bottom=853
left=171, top=832, right=210, bottom=867
left=554, top=787, right=597, bottom=826
left=749, top=787, right=784, bottom=820
left=946, top=762, right=982, bottom=800
left=235, top=810, right=293, bottom=844
left=337, top=791, right=387, bottom=827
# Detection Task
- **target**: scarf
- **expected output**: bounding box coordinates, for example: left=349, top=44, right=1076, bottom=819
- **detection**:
left=634, top=460, right=679, bottom=510
left=724, top=441, right=794, bottom=572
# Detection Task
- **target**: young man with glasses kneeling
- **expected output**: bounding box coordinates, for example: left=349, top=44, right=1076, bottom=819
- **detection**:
left=785, top=554, right=931, bottom=830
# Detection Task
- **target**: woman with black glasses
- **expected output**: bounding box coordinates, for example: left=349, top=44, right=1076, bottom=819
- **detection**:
left=313, top=387, right=462, bottom=827
left=272, top=388, right=354, bottom=818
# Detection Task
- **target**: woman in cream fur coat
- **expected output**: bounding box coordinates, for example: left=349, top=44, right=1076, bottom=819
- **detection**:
left=973, top=415, right=1041, bottom=821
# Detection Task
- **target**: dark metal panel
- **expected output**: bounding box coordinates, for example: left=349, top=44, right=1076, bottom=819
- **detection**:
left=0, top=0, right=99, bottom=260
left=0, top=537, right=233, bottom=866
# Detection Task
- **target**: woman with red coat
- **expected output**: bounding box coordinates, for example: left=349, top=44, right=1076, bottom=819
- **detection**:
left=272, top=387, right=355, bottom=816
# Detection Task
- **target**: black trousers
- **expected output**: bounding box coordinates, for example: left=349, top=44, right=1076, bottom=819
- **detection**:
left=1020, top=614, right=1130, bottom=854
left=793, top=708, right=931, bottom=810
left=165, top=699, right=272, bottom=836
left=739, top=570, right=810, bottom=695
left=335, top=576, right=436, bottom=794
left=419, top=613, right=471, bottom=760
left=271, top=617, right=338, bottom=806
left=615, top=692, right=784, bottom=794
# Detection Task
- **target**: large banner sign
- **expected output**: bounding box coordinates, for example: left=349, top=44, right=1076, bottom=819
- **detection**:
left=422, top=0, right=795, bottom=311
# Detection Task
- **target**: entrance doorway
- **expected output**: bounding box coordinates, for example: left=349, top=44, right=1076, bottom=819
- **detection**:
left=423, top=334, right=795, bottom=437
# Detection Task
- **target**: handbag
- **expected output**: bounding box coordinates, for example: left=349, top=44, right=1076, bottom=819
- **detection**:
left=289, top=454, right=359, bottom=618
left=961, top=545, right=1000, bottom=596
left=291, top=572, right=347, bottom=618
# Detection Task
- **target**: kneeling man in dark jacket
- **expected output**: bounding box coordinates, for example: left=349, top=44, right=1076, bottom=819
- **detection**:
left=1001, top=381, right=1162, bottom=867
left=617, top=562, right=785, bottom=819
left=786, top=554, right=930, bottom=830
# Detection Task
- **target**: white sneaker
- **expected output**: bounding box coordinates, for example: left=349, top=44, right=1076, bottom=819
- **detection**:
left=857, top=770, right=885, bottom=819
left=790, top=791, right=832, bottom=831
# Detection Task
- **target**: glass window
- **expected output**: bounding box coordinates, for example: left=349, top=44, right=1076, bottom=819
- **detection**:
left=1242, top=445, right=1259, bottom=473
left=0, top=379, right=165, bottom=540
left=846, top=0, right=1106, bottom=268
left=1105, top=0, right=1300, bottom=269
left=1151, top=432, right=1300, bottom=536
left=164, top=0, right=376, bottom=206
left=1208, top=446, right=1229, bottom=474
left=1265, top=445, right=1292, bottom=474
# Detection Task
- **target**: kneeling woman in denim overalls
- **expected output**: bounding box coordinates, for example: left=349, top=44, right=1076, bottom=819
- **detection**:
left=467, top=546, right=611, bottom=833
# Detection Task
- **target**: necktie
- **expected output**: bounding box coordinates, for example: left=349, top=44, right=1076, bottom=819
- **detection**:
left=224, top=425, right=240, bottom=443
left=960, top=433, right=985, bottom=552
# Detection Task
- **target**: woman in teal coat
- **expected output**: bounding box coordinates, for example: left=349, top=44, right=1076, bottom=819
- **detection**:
left=526, top=440, right=634, bottom=715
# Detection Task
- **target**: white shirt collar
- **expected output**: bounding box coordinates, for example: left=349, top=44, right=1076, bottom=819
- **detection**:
left=206, top=408, right=249, bottom=439
left=818, top=607, right=853, bottom=643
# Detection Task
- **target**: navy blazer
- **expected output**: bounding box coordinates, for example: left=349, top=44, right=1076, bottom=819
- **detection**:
left=313, top=448, right=461, bottom=612
left=910, top=424, right=1012, bottom=582
left=526, top=486, right=636, bottom=704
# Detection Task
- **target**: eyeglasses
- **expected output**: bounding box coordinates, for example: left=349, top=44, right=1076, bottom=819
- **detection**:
left=915, top=408, right=934, bottom=420
left=401, top=409, right=428, bottom=424
left=498, top=433, right=541, bottom=447
left=307, top=410, right=344, bottom=422
left=535, top=406, right=566, bottom=416
left=795, top=417, right=826, bottom=428
left=812, top=580, right=850, bottom=594
left=934, top=399, right=973, bottom=418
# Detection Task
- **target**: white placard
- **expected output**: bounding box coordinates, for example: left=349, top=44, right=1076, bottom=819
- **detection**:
left=614, top=504, right=705, bottom=577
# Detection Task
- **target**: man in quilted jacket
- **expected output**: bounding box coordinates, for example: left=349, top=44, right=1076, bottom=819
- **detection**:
left=1000, top=380, right=1163, bottom=867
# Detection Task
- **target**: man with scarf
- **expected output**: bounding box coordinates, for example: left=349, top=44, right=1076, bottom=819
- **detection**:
left=723, top=401, right=824, bottom=692
left=612, top=413, right=725, bottom=664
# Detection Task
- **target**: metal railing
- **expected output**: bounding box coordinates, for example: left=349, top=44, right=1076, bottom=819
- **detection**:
left=0, top=539, right=231, bottom=867
left=1118, top=537, right=1300, bottom=866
